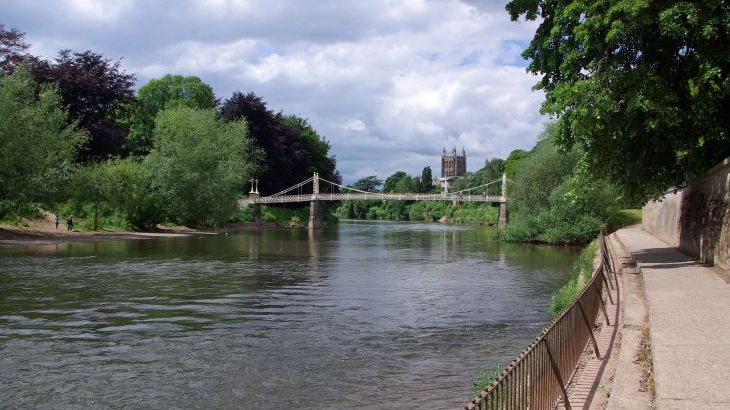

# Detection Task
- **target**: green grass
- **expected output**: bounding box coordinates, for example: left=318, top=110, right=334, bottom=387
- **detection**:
left=549, top=240, right=597, bottom=316
left=606, top=208, right=642, bottom=232
left=0, top=202, right=42, bottom=226
left=470, top=362, right=502, bottom=399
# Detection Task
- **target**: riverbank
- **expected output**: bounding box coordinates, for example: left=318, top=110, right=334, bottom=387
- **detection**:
left=0, top=219, right=277, bottom=247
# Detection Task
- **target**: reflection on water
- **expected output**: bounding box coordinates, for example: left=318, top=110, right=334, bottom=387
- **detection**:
left=0, top=221, right=578, bottom=409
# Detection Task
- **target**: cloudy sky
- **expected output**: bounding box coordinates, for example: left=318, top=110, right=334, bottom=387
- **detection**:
left=4, top=0, right=546, bottom=183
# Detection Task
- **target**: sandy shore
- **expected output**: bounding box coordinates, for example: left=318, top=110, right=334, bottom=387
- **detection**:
left=0, top=217, right=277, bottom=248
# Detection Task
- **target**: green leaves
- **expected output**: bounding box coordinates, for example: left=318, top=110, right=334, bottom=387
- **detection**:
left=144, top=107, right=258, bottom=227
left=506, top=0, right=730, bottom=200
left=123, top=74, right=216, bottom=156
left=0, top=68, right=86, bottom=204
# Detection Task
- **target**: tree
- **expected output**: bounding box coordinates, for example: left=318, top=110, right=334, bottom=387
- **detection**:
left=350, top=176, right=382, bottom=192
left=507, top=0, right=730, bottom=200
left=384, top=171, right=407, bottom=193
left=511, top=129, right=578, bottom=213
left=281, top=115, right=341, bottom=185
left=145, top=107, right=258, bottom=227
left=482, top=158, right=505, bottom=181
left=220, top=91, right=313, bottom=195
left=27, top=50, right=136, bottom=161
left=419, top=166, right=433, bottom=193
left=72, top=158, right=160, bottom=230
left=503, top=149, right=528, bottom=178
left=0, top=24, right=29, bottom=73
left=500, top=123, right=620, bottom=244
left=0, top=68, right=86, bottom=211
left=124, top=74, right=216, bottom=155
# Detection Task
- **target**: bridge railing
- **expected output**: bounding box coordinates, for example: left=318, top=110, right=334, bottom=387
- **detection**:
left=250, top=193, right=506, bottom=204
left=465, top=232, right=618, bottom=410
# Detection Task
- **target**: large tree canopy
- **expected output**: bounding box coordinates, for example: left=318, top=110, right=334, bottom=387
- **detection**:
left=29, top=50, right=135, bottom=161
left=1, top=27, right=135, bottom=161
left=0, top=68, right=86, bottom=205
left=281, top=115, right=341, bottom=185
left=507, top=0, right=729, bottom=200
left=145, top=107, right=257, bottom=227
left=220, top=91, right=312, bottom=195
left=123, top=74, right=216, bottom=156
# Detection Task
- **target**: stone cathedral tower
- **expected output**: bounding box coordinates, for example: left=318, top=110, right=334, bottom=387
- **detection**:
left=439, top=147, right=466, bottom=193
left=441, top=146, right=467, bottom=177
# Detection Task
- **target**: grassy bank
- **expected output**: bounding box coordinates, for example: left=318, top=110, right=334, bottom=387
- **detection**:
left=470, top=362, right=502, bottom=399
left=549, top=240, right=598, bottom=315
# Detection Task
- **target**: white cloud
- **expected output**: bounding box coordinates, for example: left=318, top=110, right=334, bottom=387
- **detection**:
left=4, top=0, right=545, bottom=183
left=66, top=0, right=132, bottom=23
left=344, top=119, right=366, bottom=132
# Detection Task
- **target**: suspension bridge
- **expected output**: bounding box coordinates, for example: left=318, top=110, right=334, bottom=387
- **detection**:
left=240, top=172, right=510, bottom=229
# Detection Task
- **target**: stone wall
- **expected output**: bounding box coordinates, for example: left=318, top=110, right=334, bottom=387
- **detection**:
left=642, top=157, right=730, bottom=272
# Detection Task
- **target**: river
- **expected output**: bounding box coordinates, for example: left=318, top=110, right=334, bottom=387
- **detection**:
left=0, top=221, right=578, bottom=409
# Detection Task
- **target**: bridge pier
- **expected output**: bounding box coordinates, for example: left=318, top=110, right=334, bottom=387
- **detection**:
left=252, top=204, right=261, bottom=226
left=308, top=200, right=324, bottom=229
left=498, top=173, right=509, bottom=228
left=498, top=202, right=509, bottom=228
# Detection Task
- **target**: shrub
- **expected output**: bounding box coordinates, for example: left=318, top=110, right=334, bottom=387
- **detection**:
left=549, top=240, right=597, bottom=315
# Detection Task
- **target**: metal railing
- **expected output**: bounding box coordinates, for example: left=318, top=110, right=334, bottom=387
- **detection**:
left=465, top=232, right=618, bottom=410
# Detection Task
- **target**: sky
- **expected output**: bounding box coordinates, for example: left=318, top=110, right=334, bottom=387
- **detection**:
left=3, top=0, right=546, bottom=183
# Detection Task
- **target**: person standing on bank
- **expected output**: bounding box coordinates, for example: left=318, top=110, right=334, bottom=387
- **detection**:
left=54, top=214, right=59, bottom=230
left=67, top=215, right=73, bottom=231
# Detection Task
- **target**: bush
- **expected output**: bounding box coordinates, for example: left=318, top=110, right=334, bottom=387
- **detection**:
left=54, top=201, right=130, bottom=231
left=501, top=125, right=621, bottom=245
left=0, top=202, right=41, bottom=225
left=261, top=206, right=309, bottom=225
left=70, top=158, right=161, bottom=230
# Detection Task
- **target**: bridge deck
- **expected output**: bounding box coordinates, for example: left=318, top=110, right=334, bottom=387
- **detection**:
left=240, top=193, right=505, bottom=205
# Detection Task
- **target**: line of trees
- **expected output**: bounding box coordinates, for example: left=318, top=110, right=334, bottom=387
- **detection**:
left=0, top=24, right=339, bottom=229
left=334, top=165, right=501, bottom=225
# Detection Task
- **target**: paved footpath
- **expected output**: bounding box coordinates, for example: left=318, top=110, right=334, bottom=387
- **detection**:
left=614, top=225, right=730, bottom=409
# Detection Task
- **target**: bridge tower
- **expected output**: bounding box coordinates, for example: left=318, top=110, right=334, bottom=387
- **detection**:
left=498, top=173, right=509, bottom=228
left=308, top=172, right=324, bottom=229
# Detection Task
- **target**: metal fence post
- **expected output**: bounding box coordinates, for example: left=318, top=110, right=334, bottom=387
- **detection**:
left=543, top=338, right=571, bottom=410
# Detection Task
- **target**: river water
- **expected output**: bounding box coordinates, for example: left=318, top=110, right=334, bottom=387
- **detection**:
left=0, top=221, right=578, bottom=409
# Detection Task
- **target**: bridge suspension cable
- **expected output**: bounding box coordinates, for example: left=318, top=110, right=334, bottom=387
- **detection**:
left=267, top=176, right=315, bottom=197
left=451, top=177, right=504, bottom=195
left=317, top=176, right=380, bottom=195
